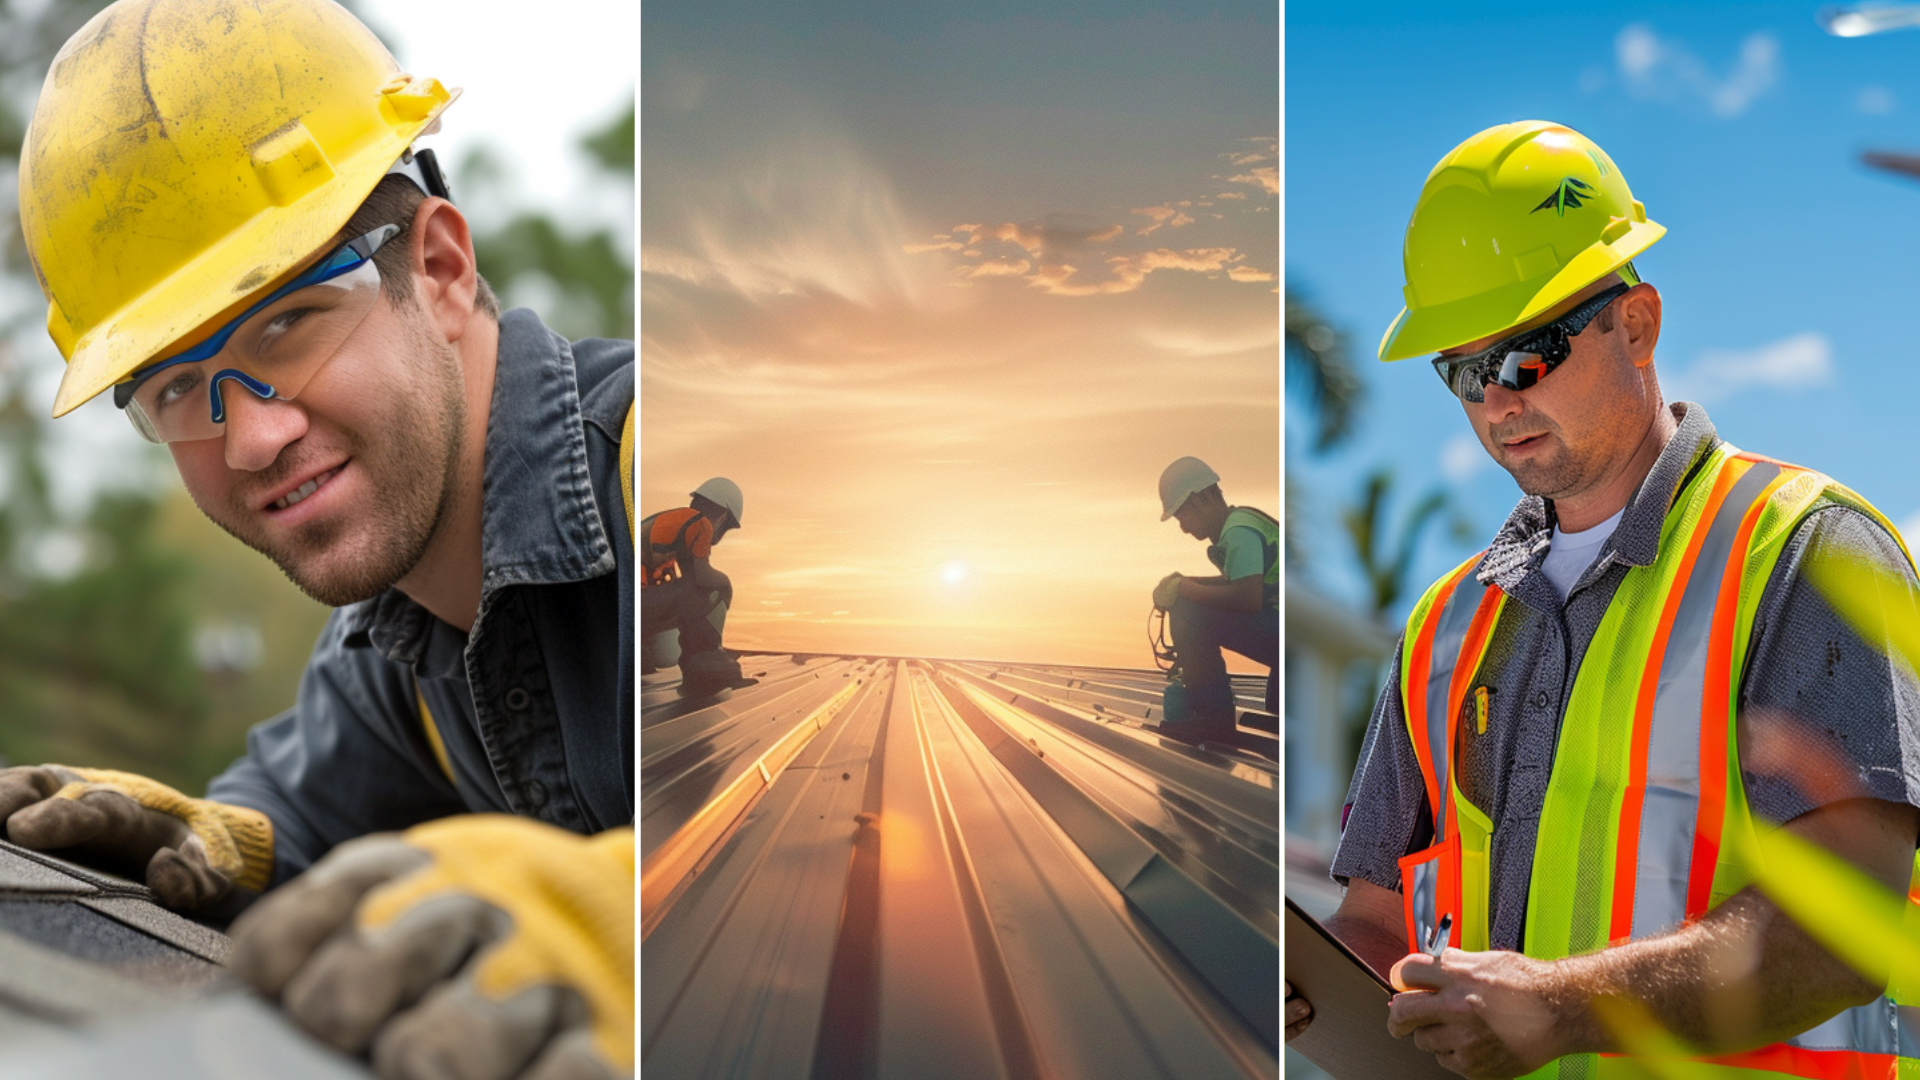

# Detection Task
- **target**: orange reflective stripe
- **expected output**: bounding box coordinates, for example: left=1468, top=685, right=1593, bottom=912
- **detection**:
left=1687, top=463, right=1799, bottom=921
left=1690, top=1044, right=1897, bottom=1080
left=1609, top=457, right=1748, bottom=945
left=1405, top=558, right=1480, bottom=832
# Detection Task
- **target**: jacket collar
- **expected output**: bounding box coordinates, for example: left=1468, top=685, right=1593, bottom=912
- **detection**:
left=345, top=309, right=617, bottom=667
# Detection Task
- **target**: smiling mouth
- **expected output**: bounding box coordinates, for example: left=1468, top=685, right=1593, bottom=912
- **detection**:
left=271, top=467, right=342, bottom=511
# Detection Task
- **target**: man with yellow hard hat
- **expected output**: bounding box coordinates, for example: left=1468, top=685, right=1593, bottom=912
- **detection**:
left=1286, top=121, right=1920, bottom=1077
left=5, top=1, right=632, bottom=1076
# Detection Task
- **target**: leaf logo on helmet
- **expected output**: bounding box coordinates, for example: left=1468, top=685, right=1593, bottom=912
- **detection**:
left=1532, top=177, right=1598, bottom=217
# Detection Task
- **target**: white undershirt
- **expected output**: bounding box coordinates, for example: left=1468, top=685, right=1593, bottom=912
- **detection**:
left=1540, top=508, right=1624, bottom=602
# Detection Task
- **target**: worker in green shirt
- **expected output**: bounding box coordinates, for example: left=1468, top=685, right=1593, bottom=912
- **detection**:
left=1152, top=456, right=1278, bottom=745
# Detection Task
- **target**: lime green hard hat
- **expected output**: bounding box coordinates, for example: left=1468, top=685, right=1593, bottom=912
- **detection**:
left=1377, top=120, right=1665, bottom=363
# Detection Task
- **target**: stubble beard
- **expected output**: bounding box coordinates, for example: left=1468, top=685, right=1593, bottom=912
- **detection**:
left=217, top=317, right=469, bottom=607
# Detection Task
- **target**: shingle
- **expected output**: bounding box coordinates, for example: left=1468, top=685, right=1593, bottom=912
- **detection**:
left=0, top=993, right=373, bottom=1080
left=0, top=845, right=97, bottom=896
left=79, top=896, right=231, bottom=966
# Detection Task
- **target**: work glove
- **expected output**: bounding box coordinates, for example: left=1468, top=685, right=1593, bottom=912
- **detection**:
left=231, top=814, right=633, bottom=1080
left=1153, top=572, right=1184, bottom=612
left=0, top=765, right=273, bottom=912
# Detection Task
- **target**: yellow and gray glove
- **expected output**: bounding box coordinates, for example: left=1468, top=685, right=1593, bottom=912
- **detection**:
left=1153, top=572, right=1184, bottom=612
left=231, top=814, right=633, bottom=1080
left=0, top=765, right=273, bottom=912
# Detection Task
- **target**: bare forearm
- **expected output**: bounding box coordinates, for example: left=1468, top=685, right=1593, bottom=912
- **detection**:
left=1326, top=911, right=1408, bottom=982
left=1545, top=889, right=1878, bottom=1056
left=1177, top=575, right=1261, bottom=613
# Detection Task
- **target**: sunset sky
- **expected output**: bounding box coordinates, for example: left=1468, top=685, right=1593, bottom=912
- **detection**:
left=641, top=1, right=1278, bottom=667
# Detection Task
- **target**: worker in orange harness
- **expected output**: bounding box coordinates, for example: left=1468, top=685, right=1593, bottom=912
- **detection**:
left=641, top=478, right=749, bottom=697
left=1285, top=121, right=1920, bottom=1078
left=2, top=2, right=632, bottom=1077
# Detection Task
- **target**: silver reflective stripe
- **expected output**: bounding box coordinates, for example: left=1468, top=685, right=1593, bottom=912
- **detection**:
left=1423, top=574, right=1488, bottom=843
left=1629, top=461, right=1780, bottom=937
left=1407, top=855, right=1439, bottom=952
left=1897, top=1005, right=1920, bottom=1057
left=1786, top=999, right=1899, bottom=1056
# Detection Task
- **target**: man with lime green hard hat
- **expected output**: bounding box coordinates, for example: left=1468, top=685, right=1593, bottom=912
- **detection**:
left=7, top=1, right=634, bottom=1075
left=1287, top=120, right=1920, bottom=1078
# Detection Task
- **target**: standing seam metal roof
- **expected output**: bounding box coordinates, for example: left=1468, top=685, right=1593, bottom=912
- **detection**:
left=642, top=653, right=1279, bottom=1079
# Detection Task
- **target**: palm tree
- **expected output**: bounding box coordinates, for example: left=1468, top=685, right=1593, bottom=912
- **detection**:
left=1284, top=288, right=1365, bottom=452
left=1343, top=468, right=1473, bottom=620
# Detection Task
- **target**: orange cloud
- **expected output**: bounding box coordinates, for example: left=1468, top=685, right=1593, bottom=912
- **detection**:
left=1131, top=204, right=1196, bottom=236
left=1227, top=166, right=1278, bottom=195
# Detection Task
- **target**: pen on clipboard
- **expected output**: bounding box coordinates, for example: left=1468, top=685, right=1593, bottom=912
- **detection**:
left=1424, top=913, right=1452, bottom=958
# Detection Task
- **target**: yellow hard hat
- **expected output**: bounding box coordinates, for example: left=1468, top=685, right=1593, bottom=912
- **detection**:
left=1377, top=121, right=1665, bottom=363
left=18, top=0, right=459, bottom=418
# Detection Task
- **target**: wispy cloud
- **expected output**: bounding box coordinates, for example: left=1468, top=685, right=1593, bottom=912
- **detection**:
left=1664, top=332, right=1833, bottom=403
left=1441, top=434, right=1489, bottom=484
left=1858, top=86, right=1897, bottom=115
left=908, top=139, right=1276, bottom=297
left=1614, top=24, right=1780, bottom=118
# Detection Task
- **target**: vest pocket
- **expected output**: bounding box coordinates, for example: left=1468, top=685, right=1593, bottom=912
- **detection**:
left=1398, top=837, right=1456, bottom=956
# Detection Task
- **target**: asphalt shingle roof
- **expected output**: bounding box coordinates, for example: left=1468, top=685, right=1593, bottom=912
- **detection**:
left=0, top=839, right=373, bottom=1078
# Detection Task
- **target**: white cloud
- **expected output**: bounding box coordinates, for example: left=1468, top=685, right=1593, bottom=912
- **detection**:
left=1615, top=24, right=1780, bottom=118
left=1900, top=510, right=1920, bottom=553
left=1858, top=86, right=1898, bottom=115
left=1665, top=332, right=1833, bottom=403
left=1441, top=434, right=1489, bottom=484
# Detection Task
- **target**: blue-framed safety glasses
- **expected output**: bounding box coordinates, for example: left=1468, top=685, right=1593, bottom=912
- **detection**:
left=113, top=224, right=399, bottom=443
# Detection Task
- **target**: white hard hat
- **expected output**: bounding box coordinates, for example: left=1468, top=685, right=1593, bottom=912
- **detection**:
left=691, top=477, right=744, bottom=528
left=1158, top=456, right=1219, bottom=520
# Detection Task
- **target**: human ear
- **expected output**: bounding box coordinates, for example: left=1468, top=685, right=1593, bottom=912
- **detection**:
left=407, top=198, right=480, bottom=343
left=1622, top=283, right=1662, bottom=370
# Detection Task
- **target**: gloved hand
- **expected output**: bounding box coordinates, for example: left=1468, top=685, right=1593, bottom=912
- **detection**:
left=0, top=765, right=273, bottom=912
left=1153, top=572, right=1184, bottom=611
left=231, top=814, right=633, bottom=1080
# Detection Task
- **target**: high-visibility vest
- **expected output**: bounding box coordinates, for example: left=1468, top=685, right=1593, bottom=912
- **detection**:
left=1210, top=505, right=1279, bottom=610
left=1396, top=442, right=1920, bottom=1078
left=638, top=506, right=708, bottom=588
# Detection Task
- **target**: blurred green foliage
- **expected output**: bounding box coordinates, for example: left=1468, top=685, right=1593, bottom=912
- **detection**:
left=0, top=0, right=632, bottom=792
left=471, top=101, right=635, bottom=341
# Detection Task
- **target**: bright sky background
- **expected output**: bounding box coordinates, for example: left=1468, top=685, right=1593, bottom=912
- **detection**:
left=642, top=0, right=1278, bottom=667
left=8, top=0, right=636, bottom=518
left=1289, top=1, right=1920, bottom=622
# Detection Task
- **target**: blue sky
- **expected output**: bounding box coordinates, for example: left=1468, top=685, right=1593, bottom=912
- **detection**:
left=1288, top=1, right=1920, bottom=619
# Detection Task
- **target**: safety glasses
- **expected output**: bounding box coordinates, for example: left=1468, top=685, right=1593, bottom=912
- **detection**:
left=1430, top=282, right=1632, bottom=404
left=114, top=224, right=399, bottom=443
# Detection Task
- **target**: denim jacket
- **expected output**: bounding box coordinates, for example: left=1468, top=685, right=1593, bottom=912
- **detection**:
left=207, top=309, right=634, bottom=884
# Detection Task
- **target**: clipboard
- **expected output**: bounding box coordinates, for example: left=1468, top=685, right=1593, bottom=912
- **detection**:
left=1285, top=895, right=1456, bottom=1080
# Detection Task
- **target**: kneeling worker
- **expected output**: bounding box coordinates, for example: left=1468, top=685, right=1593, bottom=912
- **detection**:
left=642, top=478, right=748, bottom=697
left=1153, top=456, right=1279, bottom=744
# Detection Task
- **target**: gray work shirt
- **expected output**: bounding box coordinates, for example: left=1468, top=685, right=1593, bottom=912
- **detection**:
left=207, top=309, right=634, bottom=884
left=1331, top=402, right=1920, bottom=952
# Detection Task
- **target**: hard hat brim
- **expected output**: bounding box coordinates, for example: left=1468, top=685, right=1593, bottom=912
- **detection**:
left=1377, top=218, right=1665, bottom=363
left=47, top=92, right=460, bottom=418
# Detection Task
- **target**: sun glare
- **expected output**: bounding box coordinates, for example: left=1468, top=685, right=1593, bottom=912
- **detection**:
left=942, top=561, right=969, bottom=586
